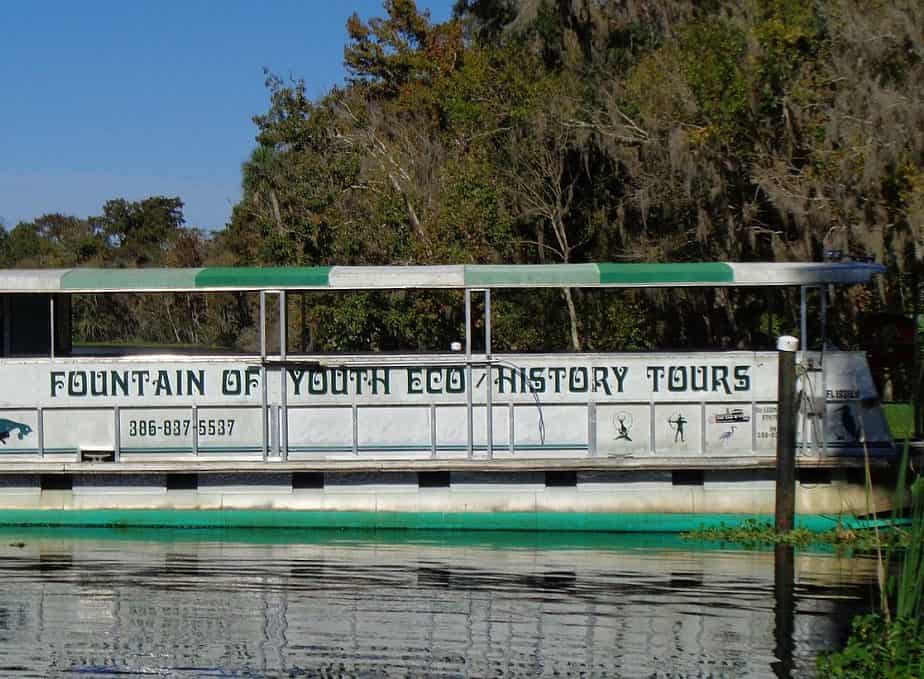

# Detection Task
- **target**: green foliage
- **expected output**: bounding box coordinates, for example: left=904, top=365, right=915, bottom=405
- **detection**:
left=753, top=0, right=824, bottom=110
left=452, top=0, right=517, bottom=42
left=580, top=294, right=655, bottom=352
left=682, top=518, right=914, bottom=550
left=432, top=155, right=514, bottom=262
left=677, top=19, right=751, bottom=144
left=6, top=222, right=54, bottom=265
left=818, top=440, right=924, bottom=676
left=818, top=614, right=924, bottom=678
left=99, top=196, right=186, bottom=267
left=304, top=291, right=463, bottom=353
left=893, top=477, right=924, bottom=620
left=532, top=0, right=566, bottom=69
left=884, top=402, right=915, bottom=439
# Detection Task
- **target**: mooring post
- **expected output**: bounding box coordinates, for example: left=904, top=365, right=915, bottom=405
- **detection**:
left=776, top=335, right=799, bottom=533
left=772, top=543, right=796, bottom=677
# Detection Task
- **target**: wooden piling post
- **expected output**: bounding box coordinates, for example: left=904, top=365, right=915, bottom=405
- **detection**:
left=772, top=543, right=796, bottom=675
left=775, top=335, right=799, bottom=533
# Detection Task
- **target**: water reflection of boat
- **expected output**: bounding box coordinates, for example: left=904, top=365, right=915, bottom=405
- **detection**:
left=0, top=262, right=898, bottom=529
left=0, top=534, right=878, bottom=677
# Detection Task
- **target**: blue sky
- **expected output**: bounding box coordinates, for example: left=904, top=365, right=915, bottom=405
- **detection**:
left=0, top=0, right=455, bottom=232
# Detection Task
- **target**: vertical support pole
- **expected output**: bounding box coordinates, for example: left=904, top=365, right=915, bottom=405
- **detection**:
left=820, top=287, right=828, bottom=456
left=49, top=296, right=55, bottom=361
left=260, top=292, right=267, bottom=357
left=799, top=286, right=808, bottom=362
left=465, top=289, right=473, bottom=458
left=587, top=403, right=597, bottom=457
left=799, top=286, right=809, bottom=453
left=300, top=292, right=308, bottom=353
left=508, top=402, right=515, bottom=454
left=429, top=403, right=437, bottom=458
left=259, top=291, right=268, bottom=460
left=270, top=405, right=279, bottom=455
left=113, top=405, right=120, bottom=461
left=485, top=289, right=493, bottom=459
left=914, top=265, right=922, bottom=439
left=36, top=406, right=45, bottom=458
left=819, top=286, right=827, bottom=349
left=279, top=290, right=288, bottom=461
left=351, top=402, right=359, bottom=457
left=191, top=405, right=199, bottom=456
left=37, top=407, right=44, bottom=457
left=776, top=335, right=799, bottom=533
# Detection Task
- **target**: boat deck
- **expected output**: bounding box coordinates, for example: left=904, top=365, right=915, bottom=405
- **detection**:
left=0, top=453, right=896, bottom=475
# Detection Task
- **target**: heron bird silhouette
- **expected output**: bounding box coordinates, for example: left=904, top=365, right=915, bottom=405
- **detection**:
left=718, top=425, right=736, bottom=445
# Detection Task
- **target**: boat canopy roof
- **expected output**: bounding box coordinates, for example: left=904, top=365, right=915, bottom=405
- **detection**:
left=0, top=262, right=885, bottom=293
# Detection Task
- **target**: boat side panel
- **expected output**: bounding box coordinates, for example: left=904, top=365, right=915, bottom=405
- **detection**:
left=0, top=351, right=892, bottom=461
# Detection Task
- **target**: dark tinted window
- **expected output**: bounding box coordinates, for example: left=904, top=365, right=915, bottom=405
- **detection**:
left=8, top=295, right=51, bottom=356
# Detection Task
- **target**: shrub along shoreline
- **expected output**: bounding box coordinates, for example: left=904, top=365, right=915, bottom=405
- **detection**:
left=683, top=469, right=924, bottom=677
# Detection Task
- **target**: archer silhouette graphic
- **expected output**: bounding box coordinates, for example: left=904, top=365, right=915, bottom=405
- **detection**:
left=668, top=413, right=688, bottom=443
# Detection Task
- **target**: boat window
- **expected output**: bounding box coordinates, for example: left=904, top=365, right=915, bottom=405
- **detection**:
left=7, top=295, right=52, bottom=357
left=1, top=294, right=72, bottom=358
left=69, top=292, right=242, bottom=357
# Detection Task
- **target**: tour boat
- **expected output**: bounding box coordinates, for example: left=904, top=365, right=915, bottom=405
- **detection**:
left=0, top=262, right=898, bottom=530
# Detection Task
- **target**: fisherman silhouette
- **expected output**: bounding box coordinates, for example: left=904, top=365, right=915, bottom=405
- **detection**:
left=615, top=415, right=632, bottom=442
left=668, top=414, right=687, bottom=443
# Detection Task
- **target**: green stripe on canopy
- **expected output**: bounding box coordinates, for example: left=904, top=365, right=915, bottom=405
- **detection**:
left=195, top=267, right=331, bottom=288
left=61, top=269, right=202, bottom=290
left=597, top=262, right=734, bottom=285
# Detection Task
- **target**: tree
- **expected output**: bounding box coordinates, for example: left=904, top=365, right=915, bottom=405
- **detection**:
left=100, top=196, right=185, bottom=267
left=504, top=90, right=589, bottom=349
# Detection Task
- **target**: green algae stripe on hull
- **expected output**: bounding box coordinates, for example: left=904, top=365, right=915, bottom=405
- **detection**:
left=0, top=510, right=853, bottom=533
left=195, top=267, right=332, bottom=288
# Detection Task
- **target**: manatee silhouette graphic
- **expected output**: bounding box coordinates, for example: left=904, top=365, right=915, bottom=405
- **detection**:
left=0, top=419, right=33, bottom=445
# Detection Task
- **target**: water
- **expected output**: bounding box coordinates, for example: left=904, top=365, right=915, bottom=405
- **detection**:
left=0, top=529, right=877, bottom=677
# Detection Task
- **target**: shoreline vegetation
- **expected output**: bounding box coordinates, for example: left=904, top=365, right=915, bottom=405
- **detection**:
left=686, top=523, right=924, bottom=674
left=683, top=505, right=924, bottom=677
left=685, top=438, right=923, bottom=676
left=818, top=471, right=924, bottom=677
